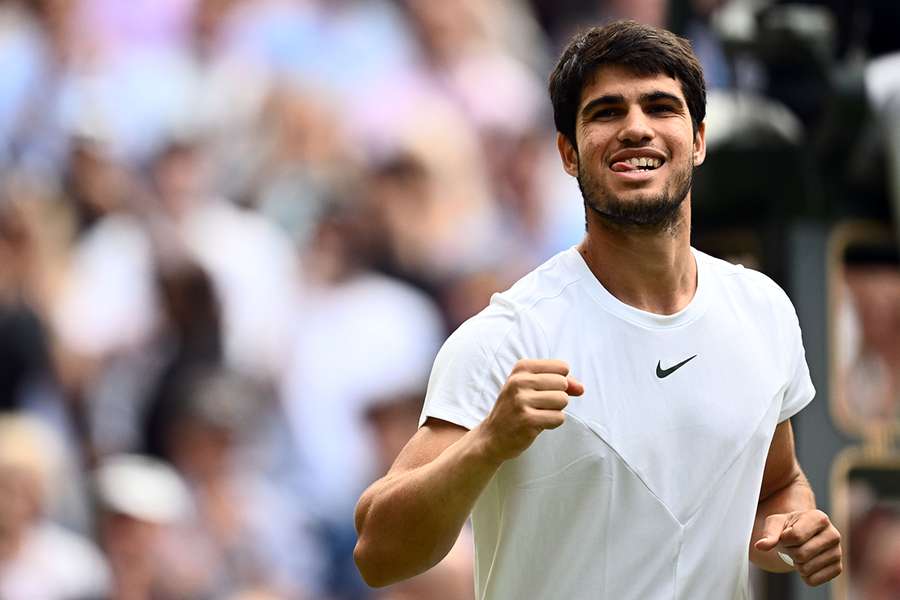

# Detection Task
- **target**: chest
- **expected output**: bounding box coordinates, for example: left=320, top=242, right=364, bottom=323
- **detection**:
left=503, top=312, right=787, bottom=523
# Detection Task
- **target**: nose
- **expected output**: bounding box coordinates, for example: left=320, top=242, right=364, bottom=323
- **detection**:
left=616, top=106, right=654, bottom=145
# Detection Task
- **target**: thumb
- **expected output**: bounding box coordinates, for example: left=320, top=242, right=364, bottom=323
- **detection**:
left=754, top=514, right=789, bottom=551
left=566, top=376, right=585, bottom=396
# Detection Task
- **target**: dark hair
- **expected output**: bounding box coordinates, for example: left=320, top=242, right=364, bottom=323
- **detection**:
left=549, top=20, right=707, bottom=147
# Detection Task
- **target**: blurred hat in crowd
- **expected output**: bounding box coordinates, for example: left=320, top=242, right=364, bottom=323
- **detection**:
left=94, top=454, right=193, bottom=524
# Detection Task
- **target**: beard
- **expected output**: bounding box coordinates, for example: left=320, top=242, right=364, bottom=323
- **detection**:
left=577, top=157, right=693, bottom=235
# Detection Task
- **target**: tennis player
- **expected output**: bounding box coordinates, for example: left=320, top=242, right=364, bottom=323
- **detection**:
left=354, top=20, right=842, bottom=599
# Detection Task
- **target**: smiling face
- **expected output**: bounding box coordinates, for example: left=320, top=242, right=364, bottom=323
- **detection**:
left=558, top=65, right=706, bottom=233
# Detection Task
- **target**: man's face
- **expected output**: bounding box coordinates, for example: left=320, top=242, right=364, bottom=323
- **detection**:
left=558, top=65, right=706, bottom=232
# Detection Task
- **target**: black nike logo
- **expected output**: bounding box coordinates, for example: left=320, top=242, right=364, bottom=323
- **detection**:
left=656, top=355, right=697, bottom=378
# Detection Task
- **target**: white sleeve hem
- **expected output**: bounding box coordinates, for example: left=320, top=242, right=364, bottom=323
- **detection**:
left=418, top=406, right=480, bottom=431
left=778, top=390, right=815, bottom=423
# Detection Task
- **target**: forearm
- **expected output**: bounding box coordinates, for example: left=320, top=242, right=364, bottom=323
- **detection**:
left=354, top=425, right=501, bottom=587
left=750, top=470, right=816, bottom=572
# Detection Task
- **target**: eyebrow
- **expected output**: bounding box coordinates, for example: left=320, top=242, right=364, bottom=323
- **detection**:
left=580, top=91, right=685, bottom=118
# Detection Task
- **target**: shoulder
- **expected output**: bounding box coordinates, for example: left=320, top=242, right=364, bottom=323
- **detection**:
left=432, top=248, right=586, bottom=381
left=449, top=248, right=586, bottom=351
left=423, top=251, right=584, bottom=428
left=498, top=247, right=588, bottom=310
left=697, top=250, right=797, bottom=319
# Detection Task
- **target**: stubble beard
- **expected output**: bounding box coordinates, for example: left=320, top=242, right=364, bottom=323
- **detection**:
left=577, top=157, right=693, bottom=236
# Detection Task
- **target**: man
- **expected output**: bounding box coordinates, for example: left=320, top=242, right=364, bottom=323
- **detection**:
left=354, top=20, right=843, bottom=599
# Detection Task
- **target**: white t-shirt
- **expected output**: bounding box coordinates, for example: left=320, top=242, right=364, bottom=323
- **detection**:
left=420, top=247, right=815, bottom=600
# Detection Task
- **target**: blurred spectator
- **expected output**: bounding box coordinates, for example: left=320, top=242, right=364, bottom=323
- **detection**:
left=848, top=505, right=900, bottom=599
left=249, top=82, right=359, bottom=248
left=142, top=260, right=223, bottom=459
left=163, top=368, right=323, bottom=598
left=0, top=0, right=72, bottom=175
left=280, top=202, right=445, bottom=597
left=48, top=136, right=159, bottom=461
left=51, top=136, right=158, bottom=377
left=150, top=138, right=297, bottom=380
left=75, top=254, right=208, bottom=461
left=847, top=478, right=900, bottom=599
left=74, top=0, right=196, bottom=56
left=0, top=199, right=54, bottom=412
left=0, top=2, right=47, bottom=170
left=281, top=201, right=444, bottom=520
left=838, top=251, right=900, bottom=422
left=0, top=186, right=94, bottom=529
left=360, top=114, right=498, bottom=280
left=224, top=0, right=417, bottom=95
left=93, top=453, right=206, bottom=600
left=0, top=413, right=110, bottom=599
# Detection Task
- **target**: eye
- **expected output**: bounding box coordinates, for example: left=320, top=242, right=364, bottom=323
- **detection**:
left=647, top=104, right=676, bottom=115
left=592, top=108, right=621, bottom=120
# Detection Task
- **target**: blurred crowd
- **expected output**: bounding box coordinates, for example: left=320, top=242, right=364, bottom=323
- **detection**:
left=838, top=242, right=900, bottom=425
left=846, top=473, right=900, bottom=600
left=0, top=0, right=898, bottom=598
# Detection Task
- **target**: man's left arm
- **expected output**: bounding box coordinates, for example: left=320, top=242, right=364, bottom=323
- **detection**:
left=750, top=419, right=843, bottom=586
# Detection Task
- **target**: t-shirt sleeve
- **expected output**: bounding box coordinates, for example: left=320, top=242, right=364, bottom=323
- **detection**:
left=777, top=294, right=816, bottom=423
left=419, top=298, right=546, bottom=430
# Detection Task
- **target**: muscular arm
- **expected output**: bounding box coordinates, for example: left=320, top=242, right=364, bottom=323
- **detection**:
left=750, top=419, right=815, bottom=572
left=354, top=359, right=583, bottom=587
left=353, top=418, right=498, bottom=587
left=750, top=420, right=842, bottom=586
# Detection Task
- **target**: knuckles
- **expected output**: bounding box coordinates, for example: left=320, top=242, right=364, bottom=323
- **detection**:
left=506, top=372, right=529, bottom=390
left=782, top=510, right=837, bottom=545
left=796, top=549, right=843, bottom=579
left=801, top=562, right=842, bottom=587
left=510, top=360, right=531, bottom=374
left=792, top=531, right=842, bottom=565
left=811, top=510, right=829, bottom=527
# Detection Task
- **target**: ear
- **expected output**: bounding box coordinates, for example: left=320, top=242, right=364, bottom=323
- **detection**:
left=556, top=132, right=579, bottom=177
left=692, top=121, right=706, bottom=167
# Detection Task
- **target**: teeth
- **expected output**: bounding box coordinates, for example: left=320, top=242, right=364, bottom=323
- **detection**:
left=624, top=157, right=661, bottom=169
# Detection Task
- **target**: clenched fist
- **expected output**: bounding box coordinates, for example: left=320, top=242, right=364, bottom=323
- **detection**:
left=476, top=359, right=584, bottom=464
left=754, top=509, right=843, bottom=586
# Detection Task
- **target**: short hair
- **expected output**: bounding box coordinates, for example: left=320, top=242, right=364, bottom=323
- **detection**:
left=549, top=20, right=707, bottom=147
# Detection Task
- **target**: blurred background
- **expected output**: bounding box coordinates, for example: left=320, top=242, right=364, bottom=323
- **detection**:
left=0, top=0, right=897, bottom=599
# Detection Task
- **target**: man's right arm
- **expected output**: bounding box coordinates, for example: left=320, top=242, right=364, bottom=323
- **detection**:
left=353, top=359, right=583, bottom=587
left=353, top=418, right=496, bottom=587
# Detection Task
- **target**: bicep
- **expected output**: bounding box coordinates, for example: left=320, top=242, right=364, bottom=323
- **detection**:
left=386, top=417, right=470, bottom=476
left=759, top=419, right=802, bottom=501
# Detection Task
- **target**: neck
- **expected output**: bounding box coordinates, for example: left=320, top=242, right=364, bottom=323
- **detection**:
left=579, top=200, right=696, bottom=315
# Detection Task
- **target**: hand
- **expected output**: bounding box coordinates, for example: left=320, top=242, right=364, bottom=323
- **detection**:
left=754, top=510, right=843, bottom=586
left=477, top=359, right=584, bottom=463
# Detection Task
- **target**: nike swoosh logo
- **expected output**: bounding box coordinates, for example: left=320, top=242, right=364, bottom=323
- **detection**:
left=656, top=355, right=697, bottom=378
